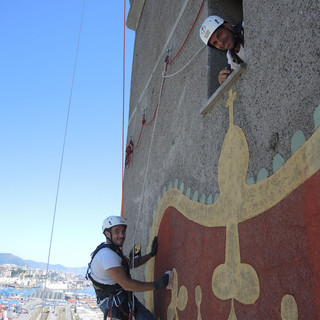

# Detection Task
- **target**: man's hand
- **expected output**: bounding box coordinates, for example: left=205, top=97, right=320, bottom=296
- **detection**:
left=108, top=266, right=157, bottom=292
left=154, top=273, right=169, bottom=289
left=149, top=236, right=158, bottom=257
left=218, top=68, right=232, bottom=85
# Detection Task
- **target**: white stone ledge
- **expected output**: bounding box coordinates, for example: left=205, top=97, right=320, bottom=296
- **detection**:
left=126, top=0, right=146, bottom=31
left=200, top=63, right=247, bottom=115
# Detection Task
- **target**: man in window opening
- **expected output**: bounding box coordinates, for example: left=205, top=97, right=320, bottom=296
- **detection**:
left=200, top=15, right=244, bottom=85
left=86, top=215, right=169, bottom=320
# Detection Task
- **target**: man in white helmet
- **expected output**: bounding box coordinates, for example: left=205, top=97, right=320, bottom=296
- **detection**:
left=200, top=15, right=244, bottom=85
left=86, top=215, right=168, bottom=320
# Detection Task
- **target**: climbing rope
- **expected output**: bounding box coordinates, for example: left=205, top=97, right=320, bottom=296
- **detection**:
left=121, top=0, right=126, bottom=216
left=124, top=65, right=168, bottom=168
left=124, top=0, right=205, bottom=167
left=124, top=0, right=205, bottom=309
left=163, top=45, right=206, bottom=78
left=41, top=0, right=86, bottom=316
left=167, top=0, right=205, bottom=65
left=130, top=60, right=168, bottom=313
left=124, top=58, right=169, bottom=169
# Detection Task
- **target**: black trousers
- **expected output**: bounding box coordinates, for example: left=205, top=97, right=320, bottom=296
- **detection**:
left=101, top=298, right=154, bottom=320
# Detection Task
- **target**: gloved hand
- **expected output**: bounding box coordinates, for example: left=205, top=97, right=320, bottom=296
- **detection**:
left=149, top=236, right=158, bottom=257
left=154, top=273, right=169, bottom=290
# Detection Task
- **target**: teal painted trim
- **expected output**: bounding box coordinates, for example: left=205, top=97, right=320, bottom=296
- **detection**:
left=314, top=104, right=320, bottom=130
left=207, top=193, right=213, bottom=204
left=207, top=194, right=213, bottom=205
left=192, top=190, right=199, bottom=202
left=246, top=177, right=255, bottom=185
left=185, top=187, right=191, bottom=199
left=155, top=102, right=320, bottom=215
left=273, top=153, right=285, bottom=173
left=291, top=130, right=306, bottom=154
left=257, top=168, right=269, bottom=182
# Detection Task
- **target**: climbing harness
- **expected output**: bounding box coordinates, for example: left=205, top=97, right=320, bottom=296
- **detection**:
left=229, top=21, right=244, bottom=65
left=86, top=242, right=135, bottom=319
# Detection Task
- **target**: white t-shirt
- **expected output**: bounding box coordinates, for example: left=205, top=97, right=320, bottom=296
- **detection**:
left=90, top=245, right=122, bottom=285
left=226, top=44, right=245, bottom=70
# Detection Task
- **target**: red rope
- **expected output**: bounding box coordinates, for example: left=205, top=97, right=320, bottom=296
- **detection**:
left=121, top=0, right=126, bottom=217
left=125, top=62, right=168, bottom=168
left=144, top=63, right=167, bottom=127
left=168, top=0, right=205, bottom=65
left=125, top=139, right=134, bottom=169
left=124, top=0, right=204, bottom=169
left=132, top=115, right=146, bottom=151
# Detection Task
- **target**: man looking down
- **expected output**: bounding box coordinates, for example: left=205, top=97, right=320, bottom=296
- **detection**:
left=200, top=15, right=244, bottom=84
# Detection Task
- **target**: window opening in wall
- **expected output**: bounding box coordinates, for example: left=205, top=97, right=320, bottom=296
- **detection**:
left=206, top=0, right=244, bottom=97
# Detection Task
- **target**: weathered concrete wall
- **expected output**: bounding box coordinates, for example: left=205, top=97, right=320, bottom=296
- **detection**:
left=123, top=0, right=320, bottom=318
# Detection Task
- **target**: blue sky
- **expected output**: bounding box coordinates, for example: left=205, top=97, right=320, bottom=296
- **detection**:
left=0, top=0, right=135, bottom=268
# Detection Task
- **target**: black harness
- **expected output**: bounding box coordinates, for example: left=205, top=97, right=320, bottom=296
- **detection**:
left=229, top=21, right=244, bottom=65
left=86, top=243, right=134, bottom=319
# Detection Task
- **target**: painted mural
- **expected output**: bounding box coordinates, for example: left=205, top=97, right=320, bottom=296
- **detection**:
left=144, top=90, right=320, bottom=319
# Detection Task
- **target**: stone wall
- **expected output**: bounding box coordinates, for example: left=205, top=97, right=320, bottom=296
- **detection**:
left=123, top=0, right=320, bottom=318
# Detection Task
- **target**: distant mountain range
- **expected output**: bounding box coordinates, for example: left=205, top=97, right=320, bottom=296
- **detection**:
left=0, top=253, right=86, bottom=275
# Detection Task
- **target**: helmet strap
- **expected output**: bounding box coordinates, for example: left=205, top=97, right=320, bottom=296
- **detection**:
left=230, top=23, right=244, bottom=49
left=105, top=229, right=122, bottom=248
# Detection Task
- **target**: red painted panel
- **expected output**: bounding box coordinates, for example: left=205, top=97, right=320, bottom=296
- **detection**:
left=154, top=170, right=320, bottom=319
left=238, top=170, right=320, bottom=319
left=154, top=207, right=228, bottom=319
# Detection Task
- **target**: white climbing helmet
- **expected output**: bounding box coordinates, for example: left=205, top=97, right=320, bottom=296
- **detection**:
left=199, top=15, right=224, bottom=46
left=102, top=216, right=127, bottom=233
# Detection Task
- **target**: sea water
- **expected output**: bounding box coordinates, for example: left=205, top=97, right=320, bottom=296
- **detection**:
left=0, top=286, right=37, bottom=298
left=69, top=286, right=95, bottom=296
